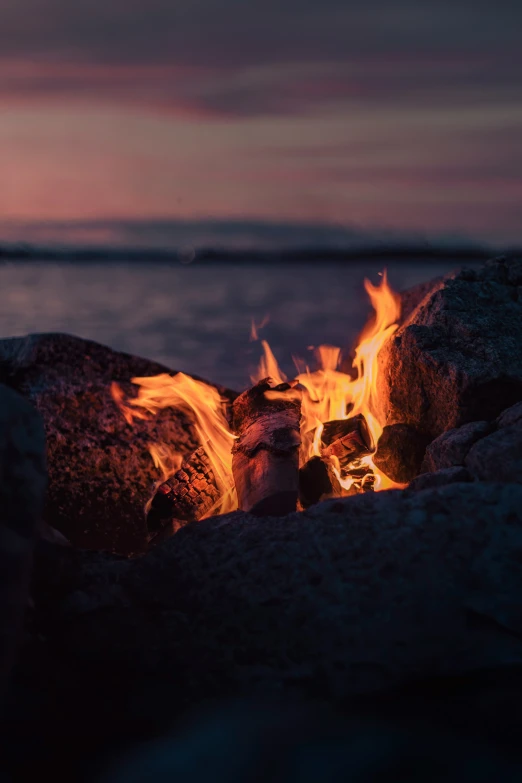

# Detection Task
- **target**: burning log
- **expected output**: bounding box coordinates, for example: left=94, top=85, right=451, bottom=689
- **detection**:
left=299, top=414, right=376, bottom=507
left=298, top=456, right=341, bottom=509
left=232, top=379, right=301, bottom=516
left=320, top=414, right=374, bottom=471
left=147, top=446, right=219, bottom=538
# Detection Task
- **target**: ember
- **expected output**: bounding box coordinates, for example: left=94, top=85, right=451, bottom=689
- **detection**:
left=113, top=271, right=404, bottom=532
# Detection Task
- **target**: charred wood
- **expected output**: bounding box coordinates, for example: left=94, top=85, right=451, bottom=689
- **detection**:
left=320, top=414, right=374, bottom=473
left=232, top=379, right=301, bottom=516
left=147, top=446, right=219, bottom=539
left=298, top=415, right=377, bottom=506
left=298, top=456, right=341, bottom=509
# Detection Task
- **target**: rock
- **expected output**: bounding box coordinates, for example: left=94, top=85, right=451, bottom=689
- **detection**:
left=421, top=421, right=492, bottom=473
left=14, top=483, right=522, bottom=707
left=497, top=402, right=522, bottom=429
left=7, top=482, right=522, bottom=776
left=99, top=702, right=522, bottom=783
left=0, top=333, right=235, bottom=555
left=0, top=384, right=47, bottom=700
left=399, top=275, right=445, bottom=324
left=378, top=256, right=522, bottom=440
left=407, top=466, right=473, bottom=492
left=373, top=423, right=430, bottom=483
left=465, top=420, right=522, bottom=484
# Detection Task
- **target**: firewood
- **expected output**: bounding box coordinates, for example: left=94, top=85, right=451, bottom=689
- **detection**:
left=147, top=446, right=219, bottom=538
left=298, top=415, right=376, bottom=506
left=232, top=379, right=301, bottom=516
left=320, top=414, right=374, bottom=472
left=298, top=456, right=341, bottom=509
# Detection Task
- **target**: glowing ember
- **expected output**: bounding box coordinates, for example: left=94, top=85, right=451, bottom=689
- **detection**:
left=113, top=270, right=403, bottom=517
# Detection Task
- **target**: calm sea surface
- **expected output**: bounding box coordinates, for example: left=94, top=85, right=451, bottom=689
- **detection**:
left=0, top=259, right=473, bottom=391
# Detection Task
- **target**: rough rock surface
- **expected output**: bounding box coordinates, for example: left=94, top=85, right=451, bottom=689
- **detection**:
left=0, top=384, right=47, bottom=700
left=373, top=423, right=430, bottom=483
left=497, top=401, right=522, bottom=429
left=99, top=702, right=522, bottom=783
left=6, top=483, right=522, bottom=755
left=407, top=466, right=473, bottom=492
left=4, top=482, right=522, bottom=778
left=421, top=421, right=492, bottom=473
left=466, top=420, right=522, bottom=484
left=399, top=275, right=445, bottom=324
left=0, top=333, right=235, bottom=555
left=379, top=256, right=522, bottom=440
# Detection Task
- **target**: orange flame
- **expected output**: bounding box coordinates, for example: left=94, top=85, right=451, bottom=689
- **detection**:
left=112, top=373, right=237, bottom=515
left=254, top=270, right=402, bottom=491
left=113, top=270, right=402, bottom=521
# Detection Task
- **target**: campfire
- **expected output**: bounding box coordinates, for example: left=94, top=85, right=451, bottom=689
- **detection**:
left=112, top=271, right=403, bottom=538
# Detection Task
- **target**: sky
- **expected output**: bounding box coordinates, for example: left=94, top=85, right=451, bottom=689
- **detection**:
left=1, top=0, right=521, bottom=247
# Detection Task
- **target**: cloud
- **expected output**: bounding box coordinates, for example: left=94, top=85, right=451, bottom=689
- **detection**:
left=0, top=0, right=521, bottom=118
left=1, top=53, right=521, bottom=120
left=1, top=0, right=521, bottom=68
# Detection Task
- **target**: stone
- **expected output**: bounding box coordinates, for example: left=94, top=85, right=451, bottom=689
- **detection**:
left=399, top=275, right=445, bottom=324
left=421, top=421, right=492, bottom=473
left=0, top=333, right=235, bottom=555
left=465, top=421, right=522, bottom=484
left=497, top=402, right=522, bottom=429
left=11, top=483, right=522, bottom=712
left=373, top=423, right=430, bottom=483
left=6, top=482, right=522, bottom=776
left=99, top=701, right=522, bottom=783
left=378, top=256, right=522, bottom=440
left=407, top=466, right=473, bottom=492
left=0, top=383, right=47, bottom=700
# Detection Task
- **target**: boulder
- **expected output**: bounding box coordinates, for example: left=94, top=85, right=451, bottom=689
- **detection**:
left=0, top=384, right=47, bottom=699
left=0, top=333, right=235, bottom=555
left=99, top=701, right=522, bottom=783
left=373, top=423, right=430, bottom=483
left=11, top=483, right=522, bottom=714
left=497, top=402, right=522, bottom=429
left=407, top=466, right=473, bottom=492
left=399, top=275, right=445, bottom=324
left=466, top=420, right=522, bottom=484
left=7, top=482, right=522, bottom=775
left=421, top=421, right=492, bottom=473
left=378, top=256, right=522, bottom=440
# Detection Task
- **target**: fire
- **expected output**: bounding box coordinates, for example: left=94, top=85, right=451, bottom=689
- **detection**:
left=254, top=271, right=402, bottom=491
left=113, top=269, right=402, bottom=519
left=111, top=373, right=237, bottom=516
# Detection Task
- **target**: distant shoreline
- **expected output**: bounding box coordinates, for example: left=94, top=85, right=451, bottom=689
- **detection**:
left=0, top=244, right=513, bottom=264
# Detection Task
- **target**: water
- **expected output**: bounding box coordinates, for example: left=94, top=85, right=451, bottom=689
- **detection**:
left=0, top=259, right=470, bottom=391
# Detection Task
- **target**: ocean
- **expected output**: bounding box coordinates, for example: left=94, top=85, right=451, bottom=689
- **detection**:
left=0, top=258, right=475, bottom=391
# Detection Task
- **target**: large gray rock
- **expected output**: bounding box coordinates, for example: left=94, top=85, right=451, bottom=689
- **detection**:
left=0, top=333, right=235, bottom=555
left=373, top=423, right=430, bottom=483
left=7, top=482, right=522, bottom=776
left=421, top=421, right=492, bottom=473
left=399, top=275, right=445, bottom=324
left=98, top=702, right=522, bottom=783
left=13, top=482, right=522, bottom=710
left=466, top=420, right=522, bottom=483
left=497, top=402, right=522, bottom=429
left=378, top=257, right=522, bottom=440
left=407, top=466, right=473, bottom=492
left=0, top=384, right=46, bottom=700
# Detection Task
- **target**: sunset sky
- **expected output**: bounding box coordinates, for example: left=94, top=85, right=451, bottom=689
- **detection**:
left=1, top=0, right=521, bottom=246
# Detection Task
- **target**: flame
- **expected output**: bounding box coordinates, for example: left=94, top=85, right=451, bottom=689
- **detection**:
left=112, top=373, right=237, bottom=515
left=251, top=340, right=287, bottom=386
left=254, top=270, right=402, bottom=491
left=113, top=270, right=403, bottom=523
